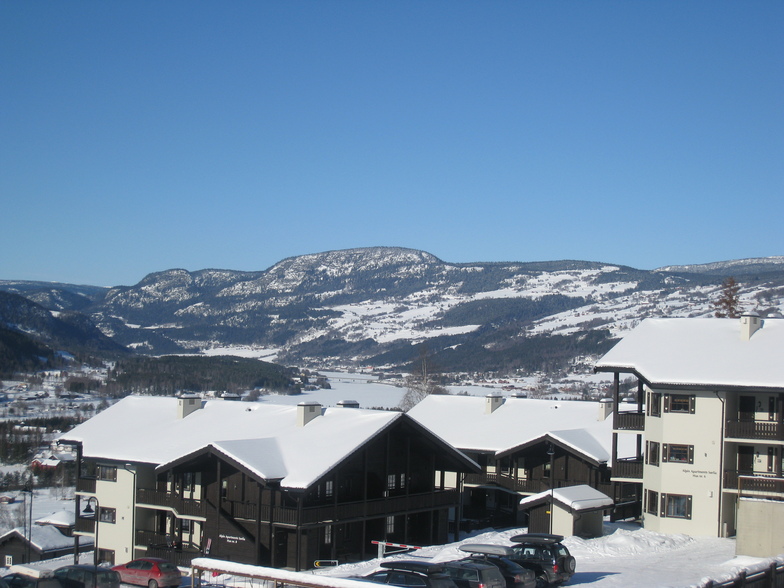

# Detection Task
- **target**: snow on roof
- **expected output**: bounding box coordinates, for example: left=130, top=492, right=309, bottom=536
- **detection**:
left=60, top=396, right=407, bottom=489
left=35, top=510, right=74, bottom=527
left=519, top=484, right=614, bottom=512
left=595, top=317, right=784, bottom=389
left=407, top=394, right=629, bottom=461
left=0, top=525, right=79, bottom=552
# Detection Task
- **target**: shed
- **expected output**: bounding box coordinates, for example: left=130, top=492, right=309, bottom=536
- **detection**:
left=519, top=485, right=613, bottom=538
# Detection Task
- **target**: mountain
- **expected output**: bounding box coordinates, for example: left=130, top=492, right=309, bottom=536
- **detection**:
left=1, top=248, right=783, bottom=374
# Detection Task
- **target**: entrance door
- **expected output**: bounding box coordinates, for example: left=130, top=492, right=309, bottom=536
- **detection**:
left=739, top=396, right=756, bottom=421
left=738, top=445, right=754, bottom=475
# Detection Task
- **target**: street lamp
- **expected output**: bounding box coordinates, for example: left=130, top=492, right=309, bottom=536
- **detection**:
left=82, top=496, right=100, bottom=566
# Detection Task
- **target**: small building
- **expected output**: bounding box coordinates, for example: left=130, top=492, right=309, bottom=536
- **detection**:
left=518, top=485, right=614, bottom=538
left=0, top=510, right=89, bottom=566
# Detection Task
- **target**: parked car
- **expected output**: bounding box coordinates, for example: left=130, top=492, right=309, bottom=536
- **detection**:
left=52, top=566, right=120, bottom=588
left=440, top=560, right=506, bottom=588
left=362, top=561, right=458, bottom=588
left=3, top=574, right=64, bottom=588
left=111, top=559, right=182, bottom=588
left=507, top=534, right=576, bottom=588
left=458, top=545, right=536, bottom=588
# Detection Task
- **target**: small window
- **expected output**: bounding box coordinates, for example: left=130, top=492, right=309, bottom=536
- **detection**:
left=665, top=394, right=695, bottom=414
left=387, top=474, right=396, bottom=490
left=645, top=489, right=659, bottom=515
left=386, top=516, right=395, bottom=534
left=661, top=494, right=692, bottom=519
left=324, top=525, right=332, bottom=545
left=325, top=480, right=333, bottom=498
left=97, top=465, right=117, bottom=481
left=4, top=555, right=12, bottom=566
left=99, top=507, right=116, bottom=523
left=664, top=444, right=694, bottom=464
left=97, top=548, right=115, bottom=565
left=646, top=441, right=660, bottom=466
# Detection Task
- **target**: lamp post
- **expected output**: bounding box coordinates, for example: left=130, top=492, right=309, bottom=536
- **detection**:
left=82, top=496, right=100, bottom=566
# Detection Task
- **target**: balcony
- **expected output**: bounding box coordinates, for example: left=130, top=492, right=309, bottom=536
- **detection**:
left=136, top=488, right=205, bottom=518
left=76, top=477, right=96, bottom=494
left=612, top=458, right=643, bottom=480
left=725, top=419, right=783, bottom=441
left=465, top=472, right=543, bottom=493
left=614, top=412, right=645, bottom=432
left=75, top=515, right=96, bottom=534
left=724, top=471, right=784, bottom=499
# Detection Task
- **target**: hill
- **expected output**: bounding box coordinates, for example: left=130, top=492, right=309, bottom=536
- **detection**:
left=1, top=248, right=783, bottom=375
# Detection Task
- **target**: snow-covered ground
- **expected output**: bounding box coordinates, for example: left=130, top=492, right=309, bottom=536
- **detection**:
left=316, top=524, right=782, bottom=588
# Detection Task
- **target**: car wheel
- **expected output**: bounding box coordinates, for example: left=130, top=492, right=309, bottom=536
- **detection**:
left=148, top=581, right=158, bottom=588
left=534, top=575, right=548, bottom=588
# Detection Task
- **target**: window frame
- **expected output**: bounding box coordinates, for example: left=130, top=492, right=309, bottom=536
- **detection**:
left=97, top=465, right=117, bottom=482
left=660, top=493, right=692, bottom=519
left=663, top=443, right=694, bottom=464
left=648, top=392, right=662, bottom=418
left=98, top=507, right=116, bottom=524
left=664, top=394, right=695, bottom=414
left=645, top=489, right=659, bottom=515
left=646, top=441, right=660, bottom=467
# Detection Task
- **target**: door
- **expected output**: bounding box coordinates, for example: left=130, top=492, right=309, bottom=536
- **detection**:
left=738, top=445, right=754, bottom=475
left=739, top=396, right=755, bottom=421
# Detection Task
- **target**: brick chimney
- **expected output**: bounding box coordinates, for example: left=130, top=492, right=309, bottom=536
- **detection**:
left=740, top=312, right=763, bottom=341
left=297, top=401, right=322, bottom=426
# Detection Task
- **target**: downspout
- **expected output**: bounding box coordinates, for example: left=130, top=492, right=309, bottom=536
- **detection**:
left=715, top=391, right=726, bottom=537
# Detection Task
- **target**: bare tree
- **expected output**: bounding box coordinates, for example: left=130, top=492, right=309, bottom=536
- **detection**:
left=399, top=344, right=448, bottom=411
left=713, top=277, right=742, bottom=318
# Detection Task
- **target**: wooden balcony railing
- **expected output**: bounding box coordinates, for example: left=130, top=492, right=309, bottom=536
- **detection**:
left=723, top=471, right=784, bottom=498
left=725, top=420, right=783, bottom=441
left=136, top=488, right=206, bottom=517
left=612, top=458, right=643, bottom=480
left=76, top=477, right=96, bottom=494
left=465, top=472, right=543, bottom=494
left=75, top=516, right=96, bottom=534
left=614, top=412, right=645, bottom=431
left=135, top=488, right=459, bottom=527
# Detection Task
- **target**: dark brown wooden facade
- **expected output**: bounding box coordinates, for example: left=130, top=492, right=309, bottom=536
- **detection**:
left=461, top=437, right=612, bottom=528
left=137, top=417, right=477, bottom=570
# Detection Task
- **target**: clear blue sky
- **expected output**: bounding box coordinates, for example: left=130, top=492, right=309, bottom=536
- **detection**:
left=2, top=1, right=782, bottom=286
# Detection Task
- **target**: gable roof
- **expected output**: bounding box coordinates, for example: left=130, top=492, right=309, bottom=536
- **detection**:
left=60, top=396, right=477, bottom=490
left=595, top=317, right=784, bottom=391
left=407, top=394, right=629, bottom=463
left=518, top=484, right=614, bottom=513
left=0, top=525, right=84, bottom=553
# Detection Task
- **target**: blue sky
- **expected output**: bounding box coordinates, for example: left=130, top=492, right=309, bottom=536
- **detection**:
left=2, top=2, right=782, bottom=286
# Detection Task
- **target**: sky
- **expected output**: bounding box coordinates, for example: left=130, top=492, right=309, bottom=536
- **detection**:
left=2, top=1, right=783, bottom=287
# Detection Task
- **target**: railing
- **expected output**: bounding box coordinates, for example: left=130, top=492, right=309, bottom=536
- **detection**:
left=703, top=561, right=784, bottom=588
left=725, top=419, right=783, bottom=441
left=75, top=516, right=96, bottom=534
left=76, top=477, right=96, bottom=494
left=136, top=488, right=459, bottom=527
left=739, top=475, right=784, bottom=498
left=614, top=412, right=645, bottom=431
left=145, top=545, right=201, bottom=567
left=136, top=488, right=206, bottom=517
left=612, top=458, right=643, bottom=480
left=465, top=472, right=542, bottom=493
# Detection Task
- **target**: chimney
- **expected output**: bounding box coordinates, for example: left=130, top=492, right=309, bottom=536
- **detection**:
left=740, top=312, right=763, bottom=341
left=598, top=398, right=613, bottom=421
left=177, top=394, right=202, bottom=419
left=297, top=401, right=322, bottom=426
left=485, top=393, right=505, bottom=414
left=337, top=400, right=360, bottom=409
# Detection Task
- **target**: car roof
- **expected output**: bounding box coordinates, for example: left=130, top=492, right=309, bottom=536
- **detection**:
left=379, top=561, right=445, bottom=574
left=508, top=533, right=564, bottom=545
left=442, top=561, right=498, bottom=571
left=459, top=544, right=514, bottom=557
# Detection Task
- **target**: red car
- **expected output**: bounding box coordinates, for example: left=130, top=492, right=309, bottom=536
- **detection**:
left=112, top=559, right=181, bottom=588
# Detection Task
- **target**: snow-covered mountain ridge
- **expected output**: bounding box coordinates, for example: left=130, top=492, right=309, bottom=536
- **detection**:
left=2, top=248, right=783, bottom=373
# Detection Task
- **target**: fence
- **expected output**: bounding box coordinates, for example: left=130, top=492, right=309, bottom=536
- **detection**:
left=703, top=561, right=784, bottom=588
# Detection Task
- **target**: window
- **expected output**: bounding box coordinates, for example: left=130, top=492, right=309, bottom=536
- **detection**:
left=664, top=444, right=694, bottom=464
left=399, top=473, right=406, bottom=489
left=648, top=392, right=662, bottom=418
left=661, top=494, right=692, bottom=519
left=387, top=474, right=396, bottom=490
left=97, top=465, right=117, bottom=481
left=325, top=480, right=333, bottom=498
left=97, top=549, right=115, bottom=565
left=5, top=555, right=12, bottom=566
left=645, top=490, right=659, bottom=515
left=665, top=394, right=695, bottom=414
left=99, top=507, right=116, bottom=523
left=646, top=441, right=660, bottom=466
left=386, top=516, right=395, bottom=534
left=324, top=525, right=332, bottom=545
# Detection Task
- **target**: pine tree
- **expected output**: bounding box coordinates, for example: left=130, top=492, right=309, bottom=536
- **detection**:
left=713, top=277, right=742, bottom=318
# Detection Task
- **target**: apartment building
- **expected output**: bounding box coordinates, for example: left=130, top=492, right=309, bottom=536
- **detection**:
left=59, top=396, right=479, bottom=570
left=595, top=314, right=784, bottom=556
